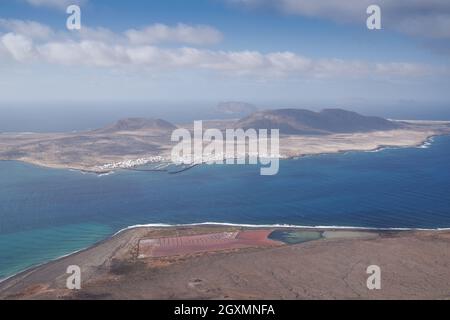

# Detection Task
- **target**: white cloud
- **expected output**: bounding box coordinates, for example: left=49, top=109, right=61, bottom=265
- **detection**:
left=0, top=19, right=442, bottom=79
left=125, top=23, right=223, bottom=45
left=38, top=40, right=128, bottom=67
left=0, top=19, right=54, bottom=40
left=33, top=40, right=436, bottom=79
left=394, top=13, right=450, bottom=39
left=25, top=0, right=86, bottom=9
left=78, top=26, right=121, bottom=43
left=1, top=33, right=35, bottom=61
left=0, top=20, right=223, bottom=46
left=227, top=0, right=450, bottom=39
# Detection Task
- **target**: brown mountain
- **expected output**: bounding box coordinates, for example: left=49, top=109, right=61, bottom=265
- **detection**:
left=234, top=108, right=401, bottom=135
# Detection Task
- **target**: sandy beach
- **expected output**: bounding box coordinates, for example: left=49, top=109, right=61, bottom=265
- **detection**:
left=1, top=225, right=449, bottom=300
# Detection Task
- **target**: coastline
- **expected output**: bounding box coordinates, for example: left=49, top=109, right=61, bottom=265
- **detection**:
left=2, top=221, right=450, bottom=286
left=114, top=221, right=450, bottom=236
left=2, top=130, right=443, bottom=175
left=1, top=130, right=450, bottom=298
left=0, top=229, right=117, bottom=284
left=1, top=225, right=449, bottom=299
left=0, top=133, right=449, bottom=283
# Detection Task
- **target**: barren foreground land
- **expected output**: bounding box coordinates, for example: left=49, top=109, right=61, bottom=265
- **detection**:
left=1, top=226, right=449, bottom=300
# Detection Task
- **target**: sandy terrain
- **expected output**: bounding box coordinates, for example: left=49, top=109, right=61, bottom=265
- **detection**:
left=0, top=120, right=449, bottom=173
left=0, top=130, right=174, bottom=173
left=1, top=226, right=449, bottom=300
left=279, top=129, right=438, bottom=157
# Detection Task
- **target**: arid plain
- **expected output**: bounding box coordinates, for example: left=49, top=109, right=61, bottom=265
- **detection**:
left=1, top=226, right=449, bottom=300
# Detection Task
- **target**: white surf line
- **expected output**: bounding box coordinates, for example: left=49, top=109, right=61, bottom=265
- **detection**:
left=3, top=221, right=449, bottom=284
left=113, top=222, right=450, bottom=237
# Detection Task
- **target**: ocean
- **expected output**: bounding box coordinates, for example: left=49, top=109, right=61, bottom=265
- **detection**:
left=1, top=135, right=450, bottom=279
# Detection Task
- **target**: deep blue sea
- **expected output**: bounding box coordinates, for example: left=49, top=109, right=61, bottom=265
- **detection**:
left=1, top=135, right=450, bottom=279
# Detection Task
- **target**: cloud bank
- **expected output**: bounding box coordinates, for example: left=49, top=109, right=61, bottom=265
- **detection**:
left=24, top=0, right=86, bottom=9
left=125, top=23, right=222, bottom=45
left=227, top=0, right=450, bottom=39
left=0, top=18, right=442, bottom=79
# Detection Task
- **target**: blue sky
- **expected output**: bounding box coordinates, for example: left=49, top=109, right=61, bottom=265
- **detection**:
left=1, top=0, right=450, bottom=115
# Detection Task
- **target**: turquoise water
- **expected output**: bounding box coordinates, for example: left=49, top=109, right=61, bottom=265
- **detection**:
left=1, top=135, right=450, bottom=278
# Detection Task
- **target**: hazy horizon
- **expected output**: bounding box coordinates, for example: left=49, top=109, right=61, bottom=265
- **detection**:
left=1, top=0, right=450, bottom=124
left=0, top=100, right=449, bottom=133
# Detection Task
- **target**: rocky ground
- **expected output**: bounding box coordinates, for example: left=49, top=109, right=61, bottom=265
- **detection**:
left=1, top=226, right=449, bottom=300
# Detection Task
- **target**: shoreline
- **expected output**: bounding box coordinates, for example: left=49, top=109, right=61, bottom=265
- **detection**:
left=114, top=221, right=450, bottom=236
left=1, top=131, right=443, bottom=176
left=2, top=221, right=450, bottom=285
left=1, top=225, right=449, bottom=299
left=1, top=128, right=449, bottom=298
left=0, top=229, right=116, bottom=284
left=0, top=132, right=448, bottom=285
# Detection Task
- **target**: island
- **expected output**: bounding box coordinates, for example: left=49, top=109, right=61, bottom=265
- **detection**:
left=1, top=108, right=450, bottom=300
left=0, top=108, right=449, bottom=173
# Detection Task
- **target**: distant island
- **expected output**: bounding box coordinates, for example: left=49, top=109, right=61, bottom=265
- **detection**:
left=216, top=101, right=258, bottom=115
left=95, top=118, right=178, bottom=134
left=235, top=108, right=400, bottom=134
left=0, top=108, right=449, bottom=173
left=1, top=108, right=450, bottom=300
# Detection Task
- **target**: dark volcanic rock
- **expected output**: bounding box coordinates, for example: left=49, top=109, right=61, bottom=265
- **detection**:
left=97, top=118, right=177, bottom=133
left=235, top=108, right=400, bottom=135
